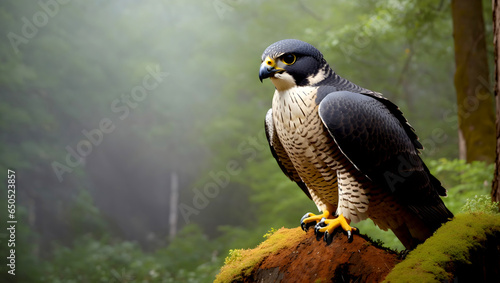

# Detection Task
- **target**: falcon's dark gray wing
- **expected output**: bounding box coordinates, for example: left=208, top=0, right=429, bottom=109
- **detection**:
left=317, top=91, right=453, bottom=231
left=265, top=109, right=312, bottom=200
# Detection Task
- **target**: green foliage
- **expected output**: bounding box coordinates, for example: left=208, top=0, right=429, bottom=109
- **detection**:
left=461, top=195, right=499, bottom=214
left=34, top=186, right=224, bottom=282
left=428, top=158, right=495, bottom=214
left=68, top=189, right=109, bottom=239
left=44, top=224, right=223, bottom=283
left=156, top=224, right=222, bottom=273
left=45, top=236, right=150, bottom=283
left=429, top=159, right=494, bottom=191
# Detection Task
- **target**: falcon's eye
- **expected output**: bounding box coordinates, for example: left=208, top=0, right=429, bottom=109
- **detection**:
left=281, top=54, right=296, bottom=65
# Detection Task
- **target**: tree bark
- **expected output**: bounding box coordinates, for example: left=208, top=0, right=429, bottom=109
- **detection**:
left=169, top=171, right=179, bottom=240
left=451, top=0, right=496, bottom=163
left=492, top=0, right=500, bottom=205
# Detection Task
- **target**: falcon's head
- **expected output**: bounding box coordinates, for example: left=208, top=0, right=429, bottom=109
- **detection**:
left=259, top=39, right=332, bottom=91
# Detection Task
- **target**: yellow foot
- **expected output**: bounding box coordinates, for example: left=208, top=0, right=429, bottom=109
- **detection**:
left=300, top=210, right=331, bottom=231
left=300, top=211, right=358, bottom=244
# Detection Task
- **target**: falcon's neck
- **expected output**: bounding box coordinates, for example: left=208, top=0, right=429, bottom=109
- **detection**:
left=312, top=63, right=371, bottom=94
left=272, top=85, right=318, bottom=131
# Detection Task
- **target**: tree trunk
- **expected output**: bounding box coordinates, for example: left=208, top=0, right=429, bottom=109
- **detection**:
left=492, top=0, right=500, bottom=205
left=451, top=0, right=496, bottom=163
left=169, top=171, right=179, bottom=240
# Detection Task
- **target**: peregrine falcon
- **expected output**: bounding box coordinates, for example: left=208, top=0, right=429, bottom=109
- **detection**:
left=259, top=39, right=453, bottom=250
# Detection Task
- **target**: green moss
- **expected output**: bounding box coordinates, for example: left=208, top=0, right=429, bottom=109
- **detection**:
left=224, top=249, right=243, bottom=265
left=263, top=227, right=279, bottom=239
left=215, top=227, right=305, bottom=282
left=384, top=213, right=500, bottom=282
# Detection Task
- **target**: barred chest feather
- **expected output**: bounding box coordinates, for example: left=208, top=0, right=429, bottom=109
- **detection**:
left=271, top=86, right=317, bottom=131
left=271, top=86, right=342, bottom=210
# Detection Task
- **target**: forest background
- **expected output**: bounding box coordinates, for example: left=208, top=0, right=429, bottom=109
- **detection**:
left=0, top=1, right=496, bottom=282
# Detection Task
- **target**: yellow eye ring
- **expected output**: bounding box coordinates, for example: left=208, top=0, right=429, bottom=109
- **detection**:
left=281, top=54, right=296, bottom=65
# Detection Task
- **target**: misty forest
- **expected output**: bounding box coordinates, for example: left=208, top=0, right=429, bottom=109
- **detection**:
left=1, top=0, right=498, bottom=282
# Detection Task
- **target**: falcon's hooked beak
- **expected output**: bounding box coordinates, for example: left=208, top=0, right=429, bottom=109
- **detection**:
left=259, top=56, right=284, bottom=82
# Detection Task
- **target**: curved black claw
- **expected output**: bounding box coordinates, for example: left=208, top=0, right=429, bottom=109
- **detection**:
left=300, top=212, right=316, bottom=232
left=346, top=230, right=353, bottom=243
left=314, top=218, right=327, bottom=241
left=316, top=230, right=323, bottom=241
left=302, top=221, right=316, bottom=232
left=352, top=227, right=360, bottom=235
left=323, top=230, right=334, bottom=245
left=345, top=227, right=359, bottom=243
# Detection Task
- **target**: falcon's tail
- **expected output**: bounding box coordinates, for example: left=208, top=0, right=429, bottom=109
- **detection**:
left=392, top=172, right=454, bottom=250
left=391, top=203, right=452, bottom=250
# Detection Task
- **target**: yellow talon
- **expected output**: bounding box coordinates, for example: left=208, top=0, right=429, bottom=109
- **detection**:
left=301, top=211, right=358, bottom=243
left=301, top=210, right=331, bottom=224
left=317, top=214, right=353, bottom=234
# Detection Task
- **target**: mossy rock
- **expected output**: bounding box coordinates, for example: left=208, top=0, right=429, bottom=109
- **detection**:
left=215, top=227, right=306, bottom=282
left=215, top=227, right=399, bottom=282
left=384, top=213, right=500, bottom=282
left=216, top=213, right=500, bottom=282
